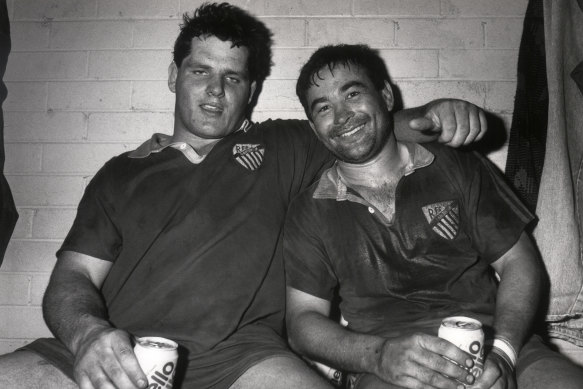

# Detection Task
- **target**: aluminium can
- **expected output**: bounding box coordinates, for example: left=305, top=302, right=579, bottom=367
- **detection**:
left=134, top=336, right=179, bottom=389
left=438, top=316, right=485, bottom=380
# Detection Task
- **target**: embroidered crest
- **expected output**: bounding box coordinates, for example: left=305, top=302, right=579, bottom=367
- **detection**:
left=422, top=200, right=459, bottom=240
left=233, top=144, right=265, bottom=171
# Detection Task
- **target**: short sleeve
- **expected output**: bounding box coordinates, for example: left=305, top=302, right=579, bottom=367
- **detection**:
left=461, top=150, right=535, bottom=263
left=57, top=159, right=122, bottom=262
left=267, top=119, right=334, bottom=196
left=283, top=194, right=337, bottom=301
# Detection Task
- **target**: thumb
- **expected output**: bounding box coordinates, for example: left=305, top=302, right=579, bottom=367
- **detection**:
left=408, top=116, right=437, bottom=132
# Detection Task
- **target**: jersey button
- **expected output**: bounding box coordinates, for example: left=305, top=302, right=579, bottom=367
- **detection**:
left=368, top=207, right=375, bottom=214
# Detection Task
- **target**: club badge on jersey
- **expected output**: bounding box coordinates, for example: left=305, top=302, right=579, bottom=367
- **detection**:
left=233, top=144, right=265, bottom=171
left=422, top=200, right=460, bottom=240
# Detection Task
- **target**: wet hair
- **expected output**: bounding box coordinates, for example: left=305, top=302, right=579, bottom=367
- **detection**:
left=296, top=44, right=391, bottom=119
left=173, top=2, right=273, bottom=85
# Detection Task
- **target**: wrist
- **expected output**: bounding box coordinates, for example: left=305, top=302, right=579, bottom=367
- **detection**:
left=487, top=336, right=518, bottom=371
left=70, top=315, right=111, bottom=354
left=370, top=337, right=390, bottom=377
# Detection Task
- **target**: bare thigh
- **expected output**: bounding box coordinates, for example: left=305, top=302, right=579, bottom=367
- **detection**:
left=350, top=374, right=399, bottom=389
left=229, top=355, right=334, bottom=389
left=518, top=353, right=583, bottom=389
left=0, top=350, right=78, bottom=389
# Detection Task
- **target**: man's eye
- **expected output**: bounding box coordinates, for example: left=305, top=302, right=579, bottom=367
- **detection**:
left=227, top=76, right=240, bottom=84
left=317, top=105, right=330, bottom=114
left=192, top=70, right=207, bottom=75
left=347, top=91, right=360, bottom=99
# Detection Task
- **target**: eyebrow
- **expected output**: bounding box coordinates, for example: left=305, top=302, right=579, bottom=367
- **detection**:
left=184, top=58, right=249, bottom=78
left=309, top=80, right=367, bottom=114
left=340, top=80, right=367, bottom=93
left=309, top=96, right=328, bottom=114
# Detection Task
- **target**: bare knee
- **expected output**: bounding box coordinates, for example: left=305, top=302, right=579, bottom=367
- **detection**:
left=518, top=354, right=583, bottom=389
left=0, top=350, right=78, bottom=389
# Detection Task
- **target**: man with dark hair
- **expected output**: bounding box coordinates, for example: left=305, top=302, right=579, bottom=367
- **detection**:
left=0, top=4, right=486, bottom=389
left=284, top=44, right=583, bottom=389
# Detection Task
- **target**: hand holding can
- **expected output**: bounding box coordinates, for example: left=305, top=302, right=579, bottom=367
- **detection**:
left=438, top=316, right=485, bottom=382
left=134, top=336, right=179, bottom=389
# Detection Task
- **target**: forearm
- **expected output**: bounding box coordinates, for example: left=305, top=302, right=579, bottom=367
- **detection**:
left=288, top=310, right=385, bottom=376
left=42, top=267, right=110, bottom=354
left=492, top=234, right=543, bottom=353
left=493, top=265, right=541, bottom=351
left=393, top=105, right=436, bottom=143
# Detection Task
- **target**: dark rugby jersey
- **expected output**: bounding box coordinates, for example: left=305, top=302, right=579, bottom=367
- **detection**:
left=57, top=119, right=333, bottom=387
left=284, top=142, right=534, bottom=338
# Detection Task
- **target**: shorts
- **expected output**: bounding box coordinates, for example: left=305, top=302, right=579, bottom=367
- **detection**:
left=20, top=328, right=296, bottom=389
left=345, top=334, right=564, bottom=389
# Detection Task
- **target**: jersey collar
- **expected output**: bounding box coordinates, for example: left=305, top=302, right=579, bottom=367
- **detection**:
left=128, top=119, right=252, bottom=164
left=313, top=142, right=435, bottom=201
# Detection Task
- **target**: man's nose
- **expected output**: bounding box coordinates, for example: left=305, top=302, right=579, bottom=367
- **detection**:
left=206, top=75, right=225, bottom=97
left=334, top=104, right=353, bottom=125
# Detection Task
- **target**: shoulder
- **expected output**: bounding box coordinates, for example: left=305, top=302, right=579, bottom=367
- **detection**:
left=421, top=142, right=488, bottom=173
left=287, top=176, right=329, bottom=218
left=86, top=152, right=133, bottom=193
left=253, top=119, right=314, bottom=142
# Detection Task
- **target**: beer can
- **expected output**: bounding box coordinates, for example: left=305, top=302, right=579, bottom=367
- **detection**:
left=438, top=316, right=485, bottom=380
left=134, top=336, right=179, bottom=389
left=313, top=360, right=344, bottom=387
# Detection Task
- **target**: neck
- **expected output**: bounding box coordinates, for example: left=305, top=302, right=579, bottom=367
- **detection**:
left=171, top=131, right=221, bottom=156
left=337, top=135, right=409, bottom=188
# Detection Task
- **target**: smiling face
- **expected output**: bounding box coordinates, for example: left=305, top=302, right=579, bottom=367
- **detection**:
left=169, top=35, right=256, bottom=141
left=306, top=63, right=394, bottom=164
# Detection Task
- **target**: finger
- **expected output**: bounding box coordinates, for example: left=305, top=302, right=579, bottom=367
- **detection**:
left=475, top=109, right=487, bottom=141
left=420, top=335, right=474, bottom=370
left=415, top=350, right=475, bottom=386
left=437, top=110, right=457, bottom=145
left=414, top=363, right=470, bottom=389
left=446, top=104, right=471, bottom=147
left=83, top=368, right=118, bottom=389
left=462, top=105, right=481, bottom=146
left=104, top=362, right=139, bottom=389
left=115, top=342, right=148, bottom=388
left=77, top=374, right=96, bottom=389
left=396, top=369, right=465, bottom=389
left=472, top=361, right=502, bottom=389
left=409, top=117, right=438, bottom=132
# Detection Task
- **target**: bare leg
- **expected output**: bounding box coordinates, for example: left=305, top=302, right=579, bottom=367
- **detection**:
left=353, top=374, right=397, bottom=388
left=549, top=338, right=583, bottom=367
left=0, top=350, right=78, bottom=389
left=518, top=353, right=583, bottom=389
left=229, top=355, right=334, bottom=389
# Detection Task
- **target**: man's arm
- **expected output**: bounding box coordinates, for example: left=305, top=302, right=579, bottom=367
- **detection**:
left=474, top=232, right=543, bottom=389
left=286, top=287, right=476, bottom=389
left=394, top=99, right=487, bottom=147
left=43, top=251, right=147, bottom=389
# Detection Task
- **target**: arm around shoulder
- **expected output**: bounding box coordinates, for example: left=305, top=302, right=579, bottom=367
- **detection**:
left=394, top=99, right=487, bottom=147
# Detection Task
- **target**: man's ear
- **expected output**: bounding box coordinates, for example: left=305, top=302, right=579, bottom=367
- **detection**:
left=168, top=62, right=178, bottom=93
left=248, top=81, right=257, bottom=104
left=381, top=80, right=394, bottom=112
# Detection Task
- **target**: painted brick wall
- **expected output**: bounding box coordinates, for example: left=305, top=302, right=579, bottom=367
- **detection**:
left=0, top=0, right=527, bottom=353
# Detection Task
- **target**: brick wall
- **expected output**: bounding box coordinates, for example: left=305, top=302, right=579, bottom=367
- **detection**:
left=0, top=0, right=527, bottom=353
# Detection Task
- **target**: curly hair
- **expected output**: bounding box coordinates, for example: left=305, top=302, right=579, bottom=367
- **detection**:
left=173, top=2, right=273, bottom=85
left=296, top=44, right=391, bottom=119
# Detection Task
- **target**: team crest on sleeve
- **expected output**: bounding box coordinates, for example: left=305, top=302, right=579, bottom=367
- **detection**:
left=422, top=200, right=460, bottom=240
left=232, top=144, right=265, bottom=171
